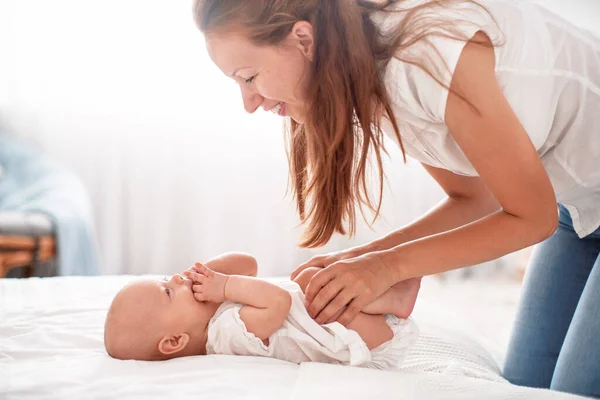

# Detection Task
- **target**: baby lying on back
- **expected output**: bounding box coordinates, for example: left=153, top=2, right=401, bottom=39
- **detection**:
left=104, top=252, right=419, bottom=369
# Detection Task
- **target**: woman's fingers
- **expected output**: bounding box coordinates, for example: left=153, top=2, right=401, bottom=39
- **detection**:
left=304, top=267, right=335, bottom=304
left=306, top=276, right=343, bottom=318
left=336, top=297, right=369, bottom=327
left=325, top=305, right=347, bottom=325
left=314, top=288, right=356, bottom=325
left=307, top=284, right=343, bottom=320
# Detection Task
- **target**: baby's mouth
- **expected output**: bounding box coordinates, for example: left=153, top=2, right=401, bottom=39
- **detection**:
left=183, top=277, right=193, bottom=290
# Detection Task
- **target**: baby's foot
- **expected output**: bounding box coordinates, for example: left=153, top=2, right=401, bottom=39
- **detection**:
left=389, top=277, right=421, bottom=319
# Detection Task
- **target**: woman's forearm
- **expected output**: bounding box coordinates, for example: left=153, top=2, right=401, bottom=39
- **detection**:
left=361, top=195, right=500, bottom=253
left=380, top=209, right=556, bottom=280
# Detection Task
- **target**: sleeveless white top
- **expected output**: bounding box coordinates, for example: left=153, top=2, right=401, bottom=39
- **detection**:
left=376, top=0, right=600, bottom=237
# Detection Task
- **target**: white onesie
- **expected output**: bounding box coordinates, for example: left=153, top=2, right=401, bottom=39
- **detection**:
left=205, top=280, right=419, bottom=370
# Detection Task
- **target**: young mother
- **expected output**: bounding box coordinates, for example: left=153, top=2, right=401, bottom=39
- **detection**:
left=193, top=0, right=599, bottom=396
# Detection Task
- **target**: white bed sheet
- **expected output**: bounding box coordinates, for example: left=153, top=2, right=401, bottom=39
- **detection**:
left=0, top=276, right=589, bottom=400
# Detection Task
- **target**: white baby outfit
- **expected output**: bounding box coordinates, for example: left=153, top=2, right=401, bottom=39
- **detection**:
left=205, top=280, right=419, bottom=370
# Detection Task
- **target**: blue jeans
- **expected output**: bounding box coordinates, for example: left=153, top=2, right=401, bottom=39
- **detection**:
left=503, top=205, right=600, bottom=398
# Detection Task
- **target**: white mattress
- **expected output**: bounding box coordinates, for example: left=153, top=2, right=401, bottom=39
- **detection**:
left=0, top=276, right=588, bottom=399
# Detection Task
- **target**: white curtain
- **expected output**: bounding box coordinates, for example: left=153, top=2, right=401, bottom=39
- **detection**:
left=1, top=0, right=595, bottom=277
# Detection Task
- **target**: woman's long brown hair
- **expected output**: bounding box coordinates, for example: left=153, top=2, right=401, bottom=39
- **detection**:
left=194, top=0, right=496, bottom=248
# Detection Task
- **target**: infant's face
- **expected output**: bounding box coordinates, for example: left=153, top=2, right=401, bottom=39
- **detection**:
left=152, top=273, right=208, bottom=329
left=105, top=273, right=216, bottom=360
left=129, top=274, right=214, bottom=333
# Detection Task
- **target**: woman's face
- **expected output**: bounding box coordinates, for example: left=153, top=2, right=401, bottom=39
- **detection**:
left=206, top=22, right=314, bottom=124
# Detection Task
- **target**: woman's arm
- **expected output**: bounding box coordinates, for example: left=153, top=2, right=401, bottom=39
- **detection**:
left=380, top=32, right=558, bottom=280
left=304, top=32, right=558, bottom=326
left=367, top=164, right=501, bottom=252
left=292, top=166, right=498, bottom=279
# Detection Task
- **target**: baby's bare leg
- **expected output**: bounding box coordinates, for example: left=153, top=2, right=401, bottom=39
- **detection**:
left=344, top=312, right=393, bottom=349
left=293, top=267, right=393, bottom=349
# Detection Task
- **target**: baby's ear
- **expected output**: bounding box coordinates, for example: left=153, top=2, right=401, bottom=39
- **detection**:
left=158, top=333, right=190, bottom=356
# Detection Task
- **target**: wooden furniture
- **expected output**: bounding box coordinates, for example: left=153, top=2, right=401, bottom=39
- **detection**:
left=0, top=212, right=56, bottom=278
left=0, top=235, right=56, bottom=278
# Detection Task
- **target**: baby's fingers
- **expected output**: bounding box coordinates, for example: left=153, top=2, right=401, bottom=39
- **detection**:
left=194, top=262, right=214, bottom=276
left=184, top=270, right=206, bottom=283
left=193, top=291, right=207, bottom=302
left=192, top=283, right=204, bottom=292
left=193, top=284, right=205, bottom=299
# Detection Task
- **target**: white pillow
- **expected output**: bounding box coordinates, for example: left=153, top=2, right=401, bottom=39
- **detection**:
left=399, top=319, right=506, bottom=382
left=405, top=279, right=510, bottom=383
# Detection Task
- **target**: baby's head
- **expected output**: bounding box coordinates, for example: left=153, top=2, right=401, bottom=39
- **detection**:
left=104, top=273, right=218, bottom=361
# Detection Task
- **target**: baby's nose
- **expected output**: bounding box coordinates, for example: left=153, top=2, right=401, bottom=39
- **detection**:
left=171, top=274, right=184, bottom=284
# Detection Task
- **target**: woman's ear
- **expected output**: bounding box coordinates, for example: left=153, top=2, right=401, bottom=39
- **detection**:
left=291, top=21, right=314, bottom=61
left=158, top=333, right=190, bottom=356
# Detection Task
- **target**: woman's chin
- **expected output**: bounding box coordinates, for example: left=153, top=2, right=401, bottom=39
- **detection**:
left=289, top=113, right=305, bottom=124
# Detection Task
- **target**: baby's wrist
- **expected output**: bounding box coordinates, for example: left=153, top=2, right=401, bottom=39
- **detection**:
left=222, top=275, right=231, bottom=302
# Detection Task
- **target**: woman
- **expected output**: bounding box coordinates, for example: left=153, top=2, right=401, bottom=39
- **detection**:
left=193, top=0, right=600, bottom=396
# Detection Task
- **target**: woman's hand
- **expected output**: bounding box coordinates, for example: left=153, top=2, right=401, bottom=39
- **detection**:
left=184, top=263, right=229, bottom=303
left=304, top=252, right=398, bottom=326
left=290, top=247, right=367, bottom=281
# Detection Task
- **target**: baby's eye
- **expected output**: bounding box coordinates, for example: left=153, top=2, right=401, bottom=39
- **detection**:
left=162, top=276, right=169, bottom=282
left=165, top=288, right=171, bottom=297
left=244, top=75, right=256, bottom=84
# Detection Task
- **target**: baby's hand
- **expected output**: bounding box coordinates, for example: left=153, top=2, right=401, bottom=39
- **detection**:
left=184, top=263, right=229, bottom=303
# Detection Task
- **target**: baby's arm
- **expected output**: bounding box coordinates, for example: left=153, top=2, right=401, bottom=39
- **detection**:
left=198, top=252, right=258, bottom=277
left=185, top=265, right=291, bottom=343
left=227, top=275, right=291, bottom=343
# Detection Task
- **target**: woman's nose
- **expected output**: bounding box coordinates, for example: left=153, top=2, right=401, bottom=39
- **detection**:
left=240, top=87, right=262, bottom=114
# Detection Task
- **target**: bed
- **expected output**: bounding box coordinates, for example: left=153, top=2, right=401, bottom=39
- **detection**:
left=0, top=275, right=588, bottom=399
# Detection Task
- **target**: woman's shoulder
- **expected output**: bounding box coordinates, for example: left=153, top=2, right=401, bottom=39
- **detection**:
left=375, top=0, right=518, bottom=123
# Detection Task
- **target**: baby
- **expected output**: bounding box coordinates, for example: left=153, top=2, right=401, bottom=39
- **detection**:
left=104, top=252, right=420, bottom=369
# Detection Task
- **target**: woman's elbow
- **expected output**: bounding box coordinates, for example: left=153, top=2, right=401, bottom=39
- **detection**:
left=533, top=206, right=559, bottom=242
left=507, top=204, right=558, bottom=245
left=540, top=210, right=559, bottom=240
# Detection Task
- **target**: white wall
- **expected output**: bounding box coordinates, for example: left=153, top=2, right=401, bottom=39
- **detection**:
left=0, top=0, right=597, bottom=277
left=531, top=0, right=600, bottom=32
left=0, top=0, right=440, bottom=276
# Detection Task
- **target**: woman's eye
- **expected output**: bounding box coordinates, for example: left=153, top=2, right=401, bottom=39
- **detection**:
left=244, top=75, right=256, bottom=84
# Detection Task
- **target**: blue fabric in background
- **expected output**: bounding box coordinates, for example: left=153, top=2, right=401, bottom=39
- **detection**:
left=0, top=134, right=100, bottom=275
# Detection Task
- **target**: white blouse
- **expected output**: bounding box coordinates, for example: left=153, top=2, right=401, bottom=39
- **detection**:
left=375, top=0, right=600, bottom=238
